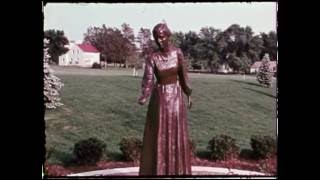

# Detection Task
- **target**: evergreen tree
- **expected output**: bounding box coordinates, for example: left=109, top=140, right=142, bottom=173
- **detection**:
left=44, top=29, right=69, bottom=64
left=257, top=53, right=273, bottom=87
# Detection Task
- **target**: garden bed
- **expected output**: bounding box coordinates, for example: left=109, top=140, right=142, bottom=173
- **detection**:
left=45, top=155, right=276, bottom=176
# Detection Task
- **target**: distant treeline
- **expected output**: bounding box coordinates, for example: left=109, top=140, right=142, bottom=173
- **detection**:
left=44, top=23, right=276, bottom=73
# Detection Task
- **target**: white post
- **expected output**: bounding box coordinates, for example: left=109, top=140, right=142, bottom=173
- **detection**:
left=133, top=67, right=136, bottom=77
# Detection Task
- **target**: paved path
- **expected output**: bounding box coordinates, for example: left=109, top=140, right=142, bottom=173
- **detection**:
left=68, top=166, right=266, bottom=176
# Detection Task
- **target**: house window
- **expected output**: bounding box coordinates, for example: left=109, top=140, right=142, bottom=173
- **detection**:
left=76, top=58, right=79, bottom=64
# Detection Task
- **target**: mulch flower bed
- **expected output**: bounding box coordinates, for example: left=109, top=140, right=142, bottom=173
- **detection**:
left=45, top=155, right=276, bottom=176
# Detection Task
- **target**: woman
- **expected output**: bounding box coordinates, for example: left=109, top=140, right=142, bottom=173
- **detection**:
left=138, top=23, right=192, bottom=176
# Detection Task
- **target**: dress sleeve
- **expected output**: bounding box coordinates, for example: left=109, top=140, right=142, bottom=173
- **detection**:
left=177, top=49, right=192, bottom=96
left=139, top=55, right=155, bottom=101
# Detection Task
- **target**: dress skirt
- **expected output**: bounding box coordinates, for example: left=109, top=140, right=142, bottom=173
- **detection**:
left=139, top=82, right=192, bottom=175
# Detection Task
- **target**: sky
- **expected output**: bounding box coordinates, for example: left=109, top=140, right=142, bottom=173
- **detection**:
left=43, top=2, right=277, bottom=42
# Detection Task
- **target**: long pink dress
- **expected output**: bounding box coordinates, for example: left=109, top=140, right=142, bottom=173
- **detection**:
left=138, top=47, right=192, bottom=176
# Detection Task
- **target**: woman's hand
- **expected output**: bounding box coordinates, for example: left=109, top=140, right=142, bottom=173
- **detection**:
left=187, top=96, right=192, bottom=109
left=138, top=96, right=147, bottom=105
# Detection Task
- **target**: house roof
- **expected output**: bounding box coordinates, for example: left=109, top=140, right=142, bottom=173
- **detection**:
left=77, top=43, right=99, bottom=53
left=251, top=61, right=277, bottom=69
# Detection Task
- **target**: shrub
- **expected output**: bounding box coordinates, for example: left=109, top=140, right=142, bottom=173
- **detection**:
left=43, top=38, right=64, bottom=109
left=257, top=53, right=273, bottom=87
left=73, top=138, right=106, bottom=165
left=207, top=135, right=239, bottom=160
left=258, top=156, right=277, bottom=175
left=92, top=62, right=102, bottom=69
left=250, top=135, right=277, bottom=159
left=119, top=137, right=142, bottom=163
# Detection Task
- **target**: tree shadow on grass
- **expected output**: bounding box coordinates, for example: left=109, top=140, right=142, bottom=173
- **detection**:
left=243, top=87, right=276, bottom=99
left=53, top=150, right=125, bottom=167
left=230, top=79, right=263, bottom=88
left=196, top=150, right=211, bottom=160
left=197, top=149, right=260, bottom=161
left=53, top=150, right=75, bottom=166
left=106, top=151, right=124, bottom=161
left=239, top=149, right=254, bottom=160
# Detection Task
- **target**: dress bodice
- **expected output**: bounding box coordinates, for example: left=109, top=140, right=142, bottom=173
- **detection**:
left=152, top=50, right=179, bottom=85
left=139, top=47, right=192, bottom=102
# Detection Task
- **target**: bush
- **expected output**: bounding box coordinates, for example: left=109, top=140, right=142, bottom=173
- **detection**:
left=92, top=62, right=102, bottom=69
left=207, top=135, right=239, bottom=160
left=43, top=38, right=64, bottom=109
left=119, top=137, right=142, bottom=163
left=257, top=53, right=273, bottom=87
left=73, top=138, right=106, bottom=165
left=258, top=156, right=277, bottom=175
left=250, top=135, right=276, bottom=159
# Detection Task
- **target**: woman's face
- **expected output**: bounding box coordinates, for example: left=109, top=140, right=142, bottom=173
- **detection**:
left=157, top=30, right=169, bottom=51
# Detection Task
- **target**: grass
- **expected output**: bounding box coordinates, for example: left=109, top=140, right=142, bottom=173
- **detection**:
left=45, top=67, right=277, bottom=165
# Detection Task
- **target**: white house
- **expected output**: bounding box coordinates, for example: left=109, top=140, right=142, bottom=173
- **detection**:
left=250, top=61, right=277, bottom=74
left=217, top=63, right=234, bottom=73
left=59, top=42, right=100, bottom=67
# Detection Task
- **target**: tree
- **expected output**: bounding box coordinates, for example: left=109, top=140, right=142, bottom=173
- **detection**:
left=239, top=54, right=251, bottom=73
left=121, top=23, right=137, bottom=68
left=44, top=29, right=69, bottom=64
left=261, top=31, right=277, bottom=61
left=183, top=31, right=202, bottom=69
left=239, top=54, right=251, bottom=80
left=170, top=31, right=185, bottom=48
left=216, top=31, right=229, bottom=65
left=84, top=24, right=135, bottom=67
left=198, top=27, right=221, bottom=72
left=227, top=53, right=242, bottom=73
left=43, top=38, right=64, bottom=109
left=137, top=28, right=155, bottom=59
left=121, top=23, right=135, bottom=42
left=247, top=35, right=264, bottom=63
left=207, top=51, right=221, bottom=73
left=184, top=31, right=201, bottom=58
left=257, top=53, right=273, bottom=87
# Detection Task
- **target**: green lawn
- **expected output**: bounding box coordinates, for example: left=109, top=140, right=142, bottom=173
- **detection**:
left=45, top=70, right=277, bottom=165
